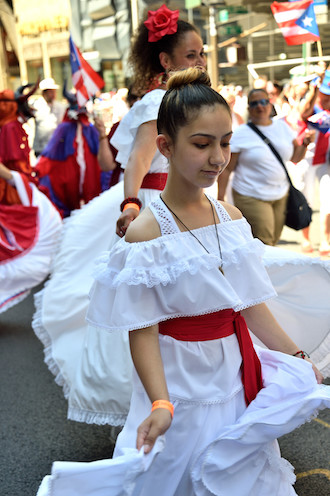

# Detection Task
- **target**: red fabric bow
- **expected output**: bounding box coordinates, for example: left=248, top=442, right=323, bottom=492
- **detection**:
left=144, top=4, right=179, bottom=42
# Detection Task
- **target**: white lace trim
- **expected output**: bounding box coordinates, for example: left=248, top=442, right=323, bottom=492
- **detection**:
left=92, top=232, right=265, bottom=289
left=86, top=294, right=274, bottom=333
left=32, top=287, right=70, bottom=398
left=68, top=406, right=127, bottom=427
left=149, top=194, right=232, bottom=237
left=263, top=444, right=296, bottom=486
left=93, top=251, right=220, bottom=288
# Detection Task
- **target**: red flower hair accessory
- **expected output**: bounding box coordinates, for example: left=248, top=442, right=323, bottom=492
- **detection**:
left=144, top=4, right=180, bottom=42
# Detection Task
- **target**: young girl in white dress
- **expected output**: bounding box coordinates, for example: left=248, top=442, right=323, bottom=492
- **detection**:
left=36, top=67, right=330, bottom=496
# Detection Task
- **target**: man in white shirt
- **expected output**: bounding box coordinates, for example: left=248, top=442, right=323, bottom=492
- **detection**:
left=33, top=78, right=66, bottom=157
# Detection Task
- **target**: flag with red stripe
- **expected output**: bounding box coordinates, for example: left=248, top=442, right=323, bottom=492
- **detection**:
left=271, top=0, right=320, bottom=46
left=69, top=35, right=105, bottom=107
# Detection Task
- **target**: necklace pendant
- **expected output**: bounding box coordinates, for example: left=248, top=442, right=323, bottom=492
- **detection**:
left=219, top=265, right=224, bottom=276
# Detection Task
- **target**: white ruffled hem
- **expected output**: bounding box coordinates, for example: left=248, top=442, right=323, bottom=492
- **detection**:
left=33, top=288, right=70, bottom=398
left=68, top=406, right=127, bottom=427
left=0, top=289, right=30, bottom=314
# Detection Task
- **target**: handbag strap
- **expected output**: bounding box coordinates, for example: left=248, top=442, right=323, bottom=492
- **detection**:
left=247, top=121, right=293, bottom=187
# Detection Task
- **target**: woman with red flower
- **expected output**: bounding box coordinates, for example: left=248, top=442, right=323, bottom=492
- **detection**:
left=32, top=5, right=207, bottom=427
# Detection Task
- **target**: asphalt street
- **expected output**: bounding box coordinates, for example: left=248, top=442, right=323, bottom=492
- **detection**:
left=1, top=202, right=329, bottom=496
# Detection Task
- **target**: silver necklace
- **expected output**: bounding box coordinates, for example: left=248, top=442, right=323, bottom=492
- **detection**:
left=159, top=194, right=224, bottom=275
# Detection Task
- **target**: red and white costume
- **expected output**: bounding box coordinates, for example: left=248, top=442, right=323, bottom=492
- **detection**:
left=0, top=171, right=61, bottom=312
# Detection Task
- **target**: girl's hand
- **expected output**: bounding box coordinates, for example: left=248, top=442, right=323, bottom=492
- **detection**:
left=116, top=208, right=139, bottom=237
left=94, top=116, right=106, bottom=136
left=136, top=409, right=172, bottom=454
left=305, top=358, right=324, bottom=384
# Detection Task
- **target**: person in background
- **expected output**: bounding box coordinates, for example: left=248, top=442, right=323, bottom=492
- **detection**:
left=33, top=78, right=66, bottom=157
left=0, top=86, right=62, bottom=312
left=34, top=83, right=106, bottom=217
left=218, top=88, right=314, bottom=246
left=298, top=64, right=330, bottom=256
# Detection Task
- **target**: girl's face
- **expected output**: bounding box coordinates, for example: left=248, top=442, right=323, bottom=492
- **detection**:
left=162, top=31, right=206, bottom=71
left=160, top=104, right=232, bottom=190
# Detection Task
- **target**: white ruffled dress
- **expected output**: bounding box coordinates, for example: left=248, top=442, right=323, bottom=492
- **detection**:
left=36, top=196, right=330, bottom=496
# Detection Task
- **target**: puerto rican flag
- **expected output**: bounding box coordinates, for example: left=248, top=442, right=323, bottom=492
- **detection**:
left=308, top=110, right=330, bottom=135
left=271, top=0, right=320, bottom=45
left=69, top=35, right=105, bottom=107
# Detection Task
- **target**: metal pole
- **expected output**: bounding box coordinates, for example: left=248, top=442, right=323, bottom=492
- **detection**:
left=209, top=6, right=218, bottom=89
left=131, top=0, right=139, bottom=34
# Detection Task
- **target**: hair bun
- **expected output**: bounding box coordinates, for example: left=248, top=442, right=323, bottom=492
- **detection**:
left=166, top=67, right=211, bottom=90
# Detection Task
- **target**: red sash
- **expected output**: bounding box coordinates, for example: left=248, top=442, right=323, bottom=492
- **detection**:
left=159, top=309, right=263, bottom=405
left=141, top=172, right=167, bottom=190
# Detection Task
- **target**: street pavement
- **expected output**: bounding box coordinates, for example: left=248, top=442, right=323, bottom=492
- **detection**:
left=1, top=206, right=329, bottom=496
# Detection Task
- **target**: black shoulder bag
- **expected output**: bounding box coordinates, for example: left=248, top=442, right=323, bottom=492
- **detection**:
left=247, top=121, right=312, bottom=230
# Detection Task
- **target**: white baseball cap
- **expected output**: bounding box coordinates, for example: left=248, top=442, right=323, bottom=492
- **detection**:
left=39, top=78, right=59, bottom=90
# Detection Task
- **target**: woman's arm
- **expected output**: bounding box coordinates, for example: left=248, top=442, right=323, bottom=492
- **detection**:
left=129, top=325, right=172, bottom=453
left=290, top=130, right=315, bottom=164
left=94, top=117, right=116, bottom=171
left=217, top=152, right=239, bottom=201
left=116, top=120, right=158, bottom=237
left=242, top=303, right=323, bottom=383
left=0, top=163, right=13, bottom=181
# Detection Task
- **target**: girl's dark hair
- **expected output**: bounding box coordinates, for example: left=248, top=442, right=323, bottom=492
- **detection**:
left=247, top=88, right=268, bottom=103
left=157, top=67, right=231, bottom=142
left=129, top=13, right=199, bottom=92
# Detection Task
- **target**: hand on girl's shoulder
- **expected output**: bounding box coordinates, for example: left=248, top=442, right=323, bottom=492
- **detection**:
left=125, top=207, right=161, bottom=243
left=218, top=200, right=243, bottom=221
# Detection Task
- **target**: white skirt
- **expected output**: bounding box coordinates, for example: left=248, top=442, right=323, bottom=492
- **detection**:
left=32, top=183, right=164, bottom=398
left=36, top=346, right=330, bottom=496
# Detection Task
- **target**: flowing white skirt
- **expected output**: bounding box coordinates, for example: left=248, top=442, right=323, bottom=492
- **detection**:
left=32, top=183, right=163, bottom=398
left=36, top=346, right=330, bottom=496
left=0, top=185, right=62, bottom=313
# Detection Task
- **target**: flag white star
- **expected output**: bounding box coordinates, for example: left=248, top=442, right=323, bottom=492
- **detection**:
left=301, top=15, right=313, bottom=28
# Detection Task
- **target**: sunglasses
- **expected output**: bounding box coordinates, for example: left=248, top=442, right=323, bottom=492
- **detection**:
left=249, top=99, right=270, bottom=108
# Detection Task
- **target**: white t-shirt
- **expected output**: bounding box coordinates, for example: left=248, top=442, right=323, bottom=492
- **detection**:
left=230, top=119, right=296, bottom=201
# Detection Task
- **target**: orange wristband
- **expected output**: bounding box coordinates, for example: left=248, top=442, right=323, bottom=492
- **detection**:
left=122, top=202, right=140, bottom=212
left=151, top=400, right=174, bottom=418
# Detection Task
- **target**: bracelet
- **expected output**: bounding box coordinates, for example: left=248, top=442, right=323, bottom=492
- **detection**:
left=99, top=135, right=107, bottom=141
left=293, top=350, right=310, bottom=359
left=120, top=197, right=142, bottom=212
left=122, top=202, right=140, bottom=212
left=151, top=400, right=174, bottom=418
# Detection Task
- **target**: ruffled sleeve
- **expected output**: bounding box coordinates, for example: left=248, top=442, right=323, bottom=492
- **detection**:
left=110, top=89, right=166, bottom=168
left=86, top=219, right=277, bottom=332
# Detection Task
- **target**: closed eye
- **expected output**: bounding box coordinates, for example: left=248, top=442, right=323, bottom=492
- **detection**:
left=194, top=143, right=208, bottom=149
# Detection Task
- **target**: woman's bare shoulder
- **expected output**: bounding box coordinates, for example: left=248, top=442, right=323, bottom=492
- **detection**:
left=218, top=201, right=243, bottom=220
left=125, top=207, right=161, bottom=243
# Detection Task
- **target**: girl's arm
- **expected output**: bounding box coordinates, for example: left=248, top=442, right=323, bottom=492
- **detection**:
left=94, top=117, right=116, bottom=172
left=116, top=120, right=158, bottom=237
left=129, top=324, right=172, bottom=453
left=242, top=303, right=323, bottom=384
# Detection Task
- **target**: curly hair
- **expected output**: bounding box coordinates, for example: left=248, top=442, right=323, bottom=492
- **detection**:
left=157, top=67, right=231, bottom=142
left=128, top=10, right=199, bottom=92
